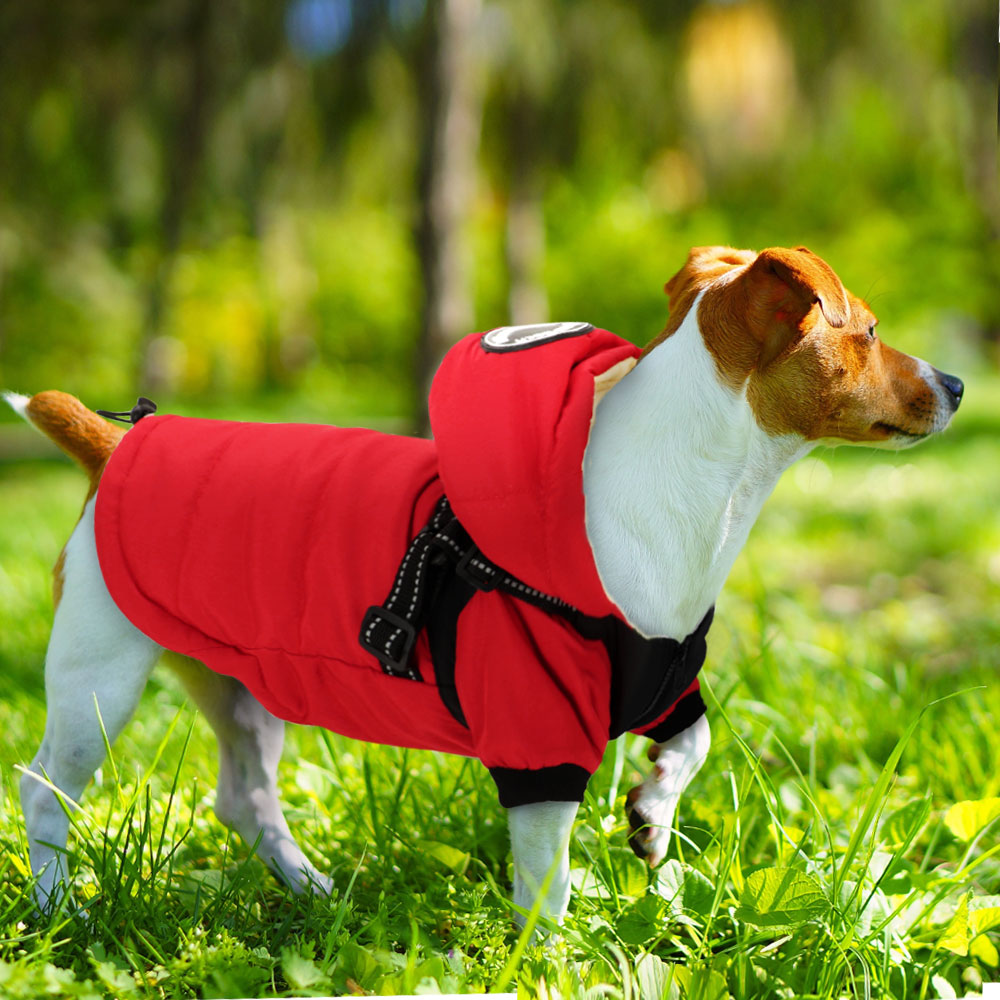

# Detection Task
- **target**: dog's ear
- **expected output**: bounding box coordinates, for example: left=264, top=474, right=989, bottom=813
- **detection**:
left=745, top=246, right=850, bottom=368
left=664, top=246, right=756, bottom=304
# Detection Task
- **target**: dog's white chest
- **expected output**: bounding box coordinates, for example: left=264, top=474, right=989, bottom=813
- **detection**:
left=583, top=301, right=809, bottom=639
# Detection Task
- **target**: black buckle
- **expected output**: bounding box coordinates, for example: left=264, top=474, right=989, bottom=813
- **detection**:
left=455, top=547, right=499, bottom=591
left=359, top=606, right=419, bottom=678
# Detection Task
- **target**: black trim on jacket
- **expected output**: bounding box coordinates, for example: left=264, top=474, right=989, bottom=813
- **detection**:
left=490, top=764, right=592, bottom=808
left=639, top=689, right=707, bottom=745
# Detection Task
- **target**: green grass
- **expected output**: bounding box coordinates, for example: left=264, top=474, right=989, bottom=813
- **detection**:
left=1, top=379, right=999, bottom=998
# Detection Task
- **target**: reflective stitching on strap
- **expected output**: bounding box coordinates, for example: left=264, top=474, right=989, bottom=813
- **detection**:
left=359, top=495, right=583, bottom=680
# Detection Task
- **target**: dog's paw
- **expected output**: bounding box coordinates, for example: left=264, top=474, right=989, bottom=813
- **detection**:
left=297, top=867, right=335, bottom=897
left=625, top=785, right=670, bottom=867
left=308, top=871, right=335, bottom=896
left=276, top=860, right=335, bottom=897
left=626, top=718, right=709, bottom=866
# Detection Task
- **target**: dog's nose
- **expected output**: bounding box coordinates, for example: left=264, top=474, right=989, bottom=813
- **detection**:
left=937, top=371, right=964, bottom=408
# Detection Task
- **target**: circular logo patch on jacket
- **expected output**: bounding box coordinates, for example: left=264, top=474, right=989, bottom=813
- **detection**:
left=480, top=321, right=594, bottom=353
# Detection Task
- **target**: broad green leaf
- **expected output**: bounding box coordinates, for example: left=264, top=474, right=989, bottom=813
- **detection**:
left=90, top=959, right=138, bottom=998
left=654, top=860, right=715, bottom=918
left=970, top=933, right=999, bottom=967
left=684, top=867, right=716, bottom=917
left=838, top=879, right=890, bottom=938
left=178, top=869, right=224, bottom=893
left=880, top=797, right=931, bottom=847
left=281, top=950, right=325, bottom=990
left=673, top=964, right=729, bottom=1000
left=635, top=952, right=678, bottom=1000
left=735, top=867, right=828, bottom=929
left=944, top=798, right=1000, bottom=841
left=336, top=942, right=381, bottom=990
left=571, top=867, right=613, bottom=899
left=614, top=846, right=652, bottom=897
left=617, top=894, right=666, bottom=945
left=416, top=839, right=470, bottom=875
left=879, top=865, right=913, bottom=895
left=384, top=955, right=454, bottom=995
left=939, top=893, right=970, bottom=956
left=656, top=859, right=686, bottom=910
left=970, top=900, right=1000, bottom=935
left=41, top=964, right=77, bottom=996
left=969, top=900, right=1000, bottom=967
left=869, top=850, right=896, bottom=880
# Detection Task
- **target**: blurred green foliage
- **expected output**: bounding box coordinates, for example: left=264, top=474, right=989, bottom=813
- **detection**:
left=0, top=0, right=995, bottom=425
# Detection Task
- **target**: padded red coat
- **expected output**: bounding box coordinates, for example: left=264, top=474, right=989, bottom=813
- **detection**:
left=94, top=326, right=708, bottom=806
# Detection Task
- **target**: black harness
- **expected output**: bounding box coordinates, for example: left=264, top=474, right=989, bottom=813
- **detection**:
left=360, top=496, right=713, bottom=738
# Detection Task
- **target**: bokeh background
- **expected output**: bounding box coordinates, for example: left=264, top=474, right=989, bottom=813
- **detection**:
left=0, top=6, right=999, bottom=995
left=0, top=0, right=996, bottom=435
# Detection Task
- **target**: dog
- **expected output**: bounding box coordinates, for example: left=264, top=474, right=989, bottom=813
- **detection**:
left=8, top=245, right=963, bottom=924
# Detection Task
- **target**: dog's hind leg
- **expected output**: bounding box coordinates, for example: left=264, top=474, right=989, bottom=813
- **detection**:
left=163, top=654, right=333, bottom=895
left=20, top=499, right=162, bottom=908
left=626, top=714, right=711, bottom=867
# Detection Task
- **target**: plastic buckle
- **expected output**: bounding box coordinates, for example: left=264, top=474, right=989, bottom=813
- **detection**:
left=455, top=547, right=499, bottom=591
left=359, top=606, right=419, bottom=679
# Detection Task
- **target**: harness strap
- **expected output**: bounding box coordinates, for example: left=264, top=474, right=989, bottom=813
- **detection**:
left=359, top=495, right=578, bottom=680
left=97, top=397, right=158, bottom=425
left=360, top=494, right=714, bottom=740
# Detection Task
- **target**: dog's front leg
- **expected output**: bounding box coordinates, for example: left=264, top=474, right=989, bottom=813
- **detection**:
left=626, top=714, right=711, bottom=866
left=507, top=800, right=578, bottom=924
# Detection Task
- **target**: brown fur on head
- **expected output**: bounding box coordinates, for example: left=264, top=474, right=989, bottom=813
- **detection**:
left=644, top=246, right=757, bottom=358
left=646, top=245, right=947, bottom=446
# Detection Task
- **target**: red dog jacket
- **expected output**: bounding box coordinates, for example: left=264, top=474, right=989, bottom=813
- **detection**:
left=95, top=324, right=710, bottom=806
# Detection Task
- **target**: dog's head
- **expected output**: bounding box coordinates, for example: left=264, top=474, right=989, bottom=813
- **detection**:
left=645, top=245, right=963, bottom=448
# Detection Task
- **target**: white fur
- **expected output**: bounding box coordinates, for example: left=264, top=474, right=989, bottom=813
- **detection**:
left=3, top=392, right=30, bottom=420
left=626, top=714, right=711, bottom=866
left=916, top=358, right=958, bottom=436
left=507, top=800, right=578, bottom=924
left=584, top=294, right=811, bottom=640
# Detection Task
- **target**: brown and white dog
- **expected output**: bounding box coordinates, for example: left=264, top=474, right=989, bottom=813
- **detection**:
left=7, top=245, right=963, bottom=922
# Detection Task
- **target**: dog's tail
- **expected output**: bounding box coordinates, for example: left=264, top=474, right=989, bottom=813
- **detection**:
left=4, top=391, right=124, bottom=491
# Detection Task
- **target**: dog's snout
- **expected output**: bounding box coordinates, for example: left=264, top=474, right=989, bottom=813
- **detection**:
left=936, top=370, right=964, bottom=409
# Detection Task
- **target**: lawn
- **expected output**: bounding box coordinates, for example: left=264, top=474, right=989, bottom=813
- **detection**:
left=0, top=379, right=998, bottom=999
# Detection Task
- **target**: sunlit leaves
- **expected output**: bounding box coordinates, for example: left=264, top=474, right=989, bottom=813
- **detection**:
left=734, top=867, right=829, bottom=930
left=944, top=798, right=1000, bottom=842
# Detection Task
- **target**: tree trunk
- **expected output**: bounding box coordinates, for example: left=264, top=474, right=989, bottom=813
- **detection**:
left=412, top=0, right=483, bottom=434
left=137, top=0, right=216, bottom=393
left=505, top=89, right=548, bottom=326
